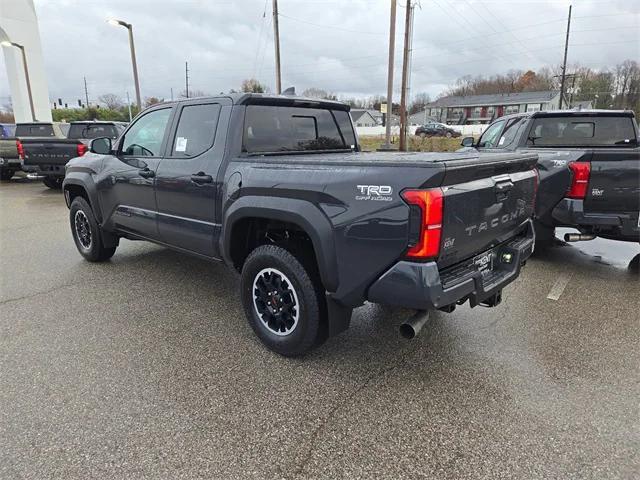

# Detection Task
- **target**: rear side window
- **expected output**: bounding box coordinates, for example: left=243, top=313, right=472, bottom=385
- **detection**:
left=243, top=106, right=352, bottom=153
left=527, top=116, right=637, bottom=147
left=15, top=124, right=55, bottom=137
left=68, top=124, right=119, bottom=139
left=171, top=103, right=221, bottom=157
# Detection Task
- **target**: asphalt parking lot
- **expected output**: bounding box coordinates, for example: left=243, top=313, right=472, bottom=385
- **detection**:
left=1, top=178, right=638, bottom=480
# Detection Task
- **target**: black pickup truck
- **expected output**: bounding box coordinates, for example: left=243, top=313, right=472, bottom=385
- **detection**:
left=20, top=121, right=126, bottom=189
left=460, top=110, right=640, bottom=246
left=63, top=94, right=537, bottom=356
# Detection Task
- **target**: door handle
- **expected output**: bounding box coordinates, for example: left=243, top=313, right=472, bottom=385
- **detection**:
left=138, top=168, right=155, bottom=178
left=191, top=172, right=213, bottom=184
left=494, top=181, right=513, bottom=193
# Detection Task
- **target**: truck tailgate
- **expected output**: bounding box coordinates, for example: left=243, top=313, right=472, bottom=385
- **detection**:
left=586, top=148, right=640, bottom=213
left=437, top=153, right=538, bottom=268
left=22, top=139, right=81, bottom=167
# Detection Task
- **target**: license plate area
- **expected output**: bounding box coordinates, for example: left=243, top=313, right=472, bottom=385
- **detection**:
left=473, top=250, right=494, bottom=277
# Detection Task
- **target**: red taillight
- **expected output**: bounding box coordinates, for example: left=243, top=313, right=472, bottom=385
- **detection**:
left=401, top=188, right=444, bottom=259
left=76, top=143, right=88, bottom=156
left=16, top=140, right=24, bottom=160
left=566, top=161, right=590, bottom=199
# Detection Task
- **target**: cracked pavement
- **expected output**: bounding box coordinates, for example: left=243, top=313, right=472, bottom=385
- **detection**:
left=1, top=179, right=639, bottom=479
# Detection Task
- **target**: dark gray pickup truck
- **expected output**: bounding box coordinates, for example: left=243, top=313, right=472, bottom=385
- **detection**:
left=63, top=94, right=537, bottom=356
left=21, top=121, right=125, bottom=189
left=460, top=110, right=640, bottom=245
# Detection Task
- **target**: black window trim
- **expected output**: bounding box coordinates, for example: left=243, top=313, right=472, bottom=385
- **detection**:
left=165, top=102, right=221, bottom=160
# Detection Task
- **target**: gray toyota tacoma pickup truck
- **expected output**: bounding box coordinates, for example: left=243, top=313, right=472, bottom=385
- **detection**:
left=460, top=110, right=639, bottom=246
left=63, top=94, right=537, bottom=356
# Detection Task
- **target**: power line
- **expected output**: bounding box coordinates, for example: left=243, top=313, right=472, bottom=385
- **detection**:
left=277, top=12, right=385, bottom=36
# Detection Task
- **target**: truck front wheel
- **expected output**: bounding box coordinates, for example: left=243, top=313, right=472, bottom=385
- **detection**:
left=0, top=169, right=14, bottom=181
left=240, top=245, right=326, bottom=356
left=69, top=197, right=116, bottom=262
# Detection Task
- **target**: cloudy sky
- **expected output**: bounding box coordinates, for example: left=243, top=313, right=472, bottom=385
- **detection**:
left=1, top=0, right=639, bottom=107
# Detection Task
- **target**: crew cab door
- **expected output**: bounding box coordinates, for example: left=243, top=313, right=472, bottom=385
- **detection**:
left=154, top=100, right=229, bottom=257
left=99, top=106, right=174, bottom=239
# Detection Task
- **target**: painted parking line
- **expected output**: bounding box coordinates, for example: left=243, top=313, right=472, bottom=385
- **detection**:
left=547, top=274, right=572, bottom=301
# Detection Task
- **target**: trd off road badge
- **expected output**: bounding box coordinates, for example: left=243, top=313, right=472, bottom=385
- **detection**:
left=356, top=185, right=393, bottom=202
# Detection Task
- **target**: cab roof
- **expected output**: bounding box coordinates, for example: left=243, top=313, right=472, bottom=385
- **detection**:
left=157, top=93, right=350, bottom=111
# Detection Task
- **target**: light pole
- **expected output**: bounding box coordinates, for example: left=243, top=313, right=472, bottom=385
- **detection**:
left=107, top=19, right=142, bottom=110
left=1, top=40, right=36, bottom=121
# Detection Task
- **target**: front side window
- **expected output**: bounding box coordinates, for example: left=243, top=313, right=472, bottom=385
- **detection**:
left=171, top=103, right=221, bottom=157
left=478, top=120, right=506, bottom=148
left=243, top=106, right=353, bottom=153
left=121, top=108, right=172, bottom=156
left=527, top=116, right=636, bottom=147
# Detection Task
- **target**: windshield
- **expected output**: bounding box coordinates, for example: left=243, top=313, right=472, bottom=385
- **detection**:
left=68, top=124, right=119, bottom=140
left=526, top=116, right=637, bottom=147
left=15, top=124, right=55, bottom=137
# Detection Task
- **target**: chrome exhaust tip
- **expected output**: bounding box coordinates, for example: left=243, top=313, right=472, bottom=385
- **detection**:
left=399, top=310, right=430, bottom=340
left=564, top=233, right=596, bottom=242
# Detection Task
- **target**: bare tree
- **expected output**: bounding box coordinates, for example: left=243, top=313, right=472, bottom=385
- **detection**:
left=409, top=92, right=431, bottom=114
left=301, top=88, right=337, bottom=100
left=144, top=97, right=165, bottom=107
left=179, top=89, right=209, bottom=98
left=241, top=78, right=267, bottom=93
left=98, top=93, right=124, bottom=110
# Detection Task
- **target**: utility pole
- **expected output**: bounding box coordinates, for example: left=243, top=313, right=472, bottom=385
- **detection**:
left=170, top=87, right=174, bottom=101
left=126, top=91, right=132, bottom=121
left=83, top=76, right=89, bottom=108
left=380, top=0, right=397, bottom=151
left=559, top=4, right=572, bottom=110
left=272, top=0, right=282, bottom=94
left=399, top=0, right=412, bottom=151
left=185, top=61, right=189, bottom=98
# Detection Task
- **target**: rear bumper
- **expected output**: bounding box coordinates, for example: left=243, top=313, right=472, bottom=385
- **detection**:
left=21, top=164, right=66, bottom=177
left=552, top=198, right=639, bottom=239
left=0, top=157, right=21, bottom=169
left=367, top=220, right=535, bottom=310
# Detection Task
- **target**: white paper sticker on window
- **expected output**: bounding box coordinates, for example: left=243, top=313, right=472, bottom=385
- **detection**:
left=175, top=137, right=188, bottom=152
left=498, top=136, right=505, bottom=146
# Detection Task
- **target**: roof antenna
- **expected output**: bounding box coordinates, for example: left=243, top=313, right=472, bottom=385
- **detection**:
left=282, top=86, right=296, bottom=96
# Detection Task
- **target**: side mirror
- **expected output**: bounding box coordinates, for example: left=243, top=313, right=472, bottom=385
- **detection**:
left=90, top=137, right=112, bottom=154
left=461, top=136, right=475, bottom=148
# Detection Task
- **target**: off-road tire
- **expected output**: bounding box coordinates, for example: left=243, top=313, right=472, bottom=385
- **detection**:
left=0, top=169, right=14, bottom=181
left=240, top=244, right=326, bottom=356
left=69, top=197, right=116, bottom=262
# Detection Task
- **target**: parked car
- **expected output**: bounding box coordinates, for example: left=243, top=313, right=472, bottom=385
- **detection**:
left=0, top=123, right=19, bottom=180
left=415, top=123, right=460, bottom=138
left=20, top=121, right=126, bottom=189
left=459, top=110, right=640, bottom=246
left=63, top=94, right=537, bottom=356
